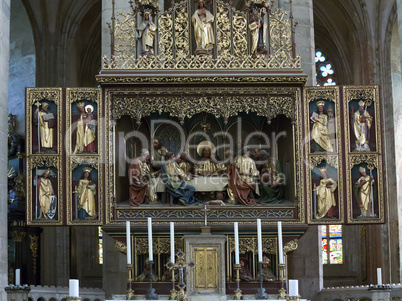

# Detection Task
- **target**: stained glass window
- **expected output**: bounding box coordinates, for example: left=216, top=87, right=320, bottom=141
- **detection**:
left=321, top=225, right=343, bottom=265
left=315, top=50, right=337, bottom=86
left=98, top=226, right=103, bottom=265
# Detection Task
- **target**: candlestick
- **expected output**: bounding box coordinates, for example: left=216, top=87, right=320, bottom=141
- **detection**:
left=15, top=269, right=20, bottom=286
left=233, top=264, right=243, bottom=300
left=126, top=263, right=134, bottom=300
left=126, top=221, right=131, bottom=265
left=234, top=222, right=239, bottom=265
left=288, top=279, right=299, bottom=296
left=257, top=219, right=263, bottom=263
left=377, top=268, right=382, bottom=285
left=148, top=217, right=153, bottom=262
left=278, top=263, right=286, bottom=299
left=278, top=221, right=284, bottom=264
left=170, top=222, right=175, bottom=264
left=69, top=279, right=79, bottom=297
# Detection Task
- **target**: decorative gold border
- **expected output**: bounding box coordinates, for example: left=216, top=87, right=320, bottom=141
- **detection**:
left=303, top=86, right=341, bottom=155
left=343, top=86, right=381, bottom=154
left=65, top=88, right=102, bottom=156
left=303, top=87, right=343, bottom=224
left=105, top=86, right=304, bottom=225
left=346, top=154, right=384, bottom=223
left=306, top=155, right=343, bottom=225
left=96, top=75, right=308, bottom=85
left=66, top=88, right=103, bottom=225
left=66, top=156, right=103, bottom=225
left=26, top=88, right=63, bottom=156
left=26, top=156, right=63, bottom=225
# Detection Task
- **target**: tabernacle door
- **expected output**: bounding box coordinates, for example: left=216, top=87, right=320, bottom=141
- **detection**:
left=193, top=247, right=219, bottom=290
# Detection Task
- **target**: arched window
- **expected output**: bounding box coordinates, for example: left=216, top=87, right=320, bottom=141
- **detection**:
left=321, top=225, right=343, bottom=264
left=315, top=50, right=337, bottom=86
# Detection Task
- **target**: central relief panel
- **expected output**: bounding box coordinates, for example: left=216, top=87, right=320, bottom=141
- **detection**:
left=105, top=87, right=303, bottom=225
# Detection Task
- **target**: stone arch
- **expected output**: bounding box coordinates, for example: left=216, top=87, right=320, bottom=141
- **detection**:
left=313, top=0, right=373, bottom=85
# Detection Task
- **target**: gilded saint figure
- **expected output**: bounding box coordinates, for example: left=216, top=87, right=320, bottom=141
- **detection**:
left=228, top=146, right=259, bottom=206
left=354, top=166, right=375, bottom=217
left=177, top=152, right=194, bottom=177
left=249, top=9, right=267, bottom=56
left=161, top=152, right=197, bottom=206
left=128, top=149, right=157, bottom=206
left=73, top=102, right=96, bottom=154
left=352, top=100, right=373, bottom=152
left=136, top=10, right=157, bottom=56
left=77, top=167, right=97, bottom=219
left=314, top=167, right=337, bottom=219
left=311, top=100, right=334, bottom=153
left=195, top=141, right=219, bottom=176
left=192, top=0, right=214, bottom=54
left=35, top=169, right=57, bottom=219
left=34, top=102, right=56, bottom=152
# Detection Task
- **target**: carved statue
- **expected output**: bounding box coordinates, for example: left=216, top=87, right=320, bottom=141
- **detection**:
left=151, top=138, right=168, bottom=170
left=259, top=150, right=283, bottom=204
left=192, top=0, right=214, bottom=54
left=249, top=9, right=267, bottom=56
left=354, top=166, right=375, bottom=217
left=228, top=146, right=259, bottom=206
left=256, top=256, right=275, bottom=282
left=73, top=102, right=96, bottom=154
left=137, top=259, right=158, bottom=282
left=35, top=169, right=57, bottom=219
left=177, top=152, right=194, bottom=177
left=77, top=167, right=97, bottom=219
left=315, top=167, right=337, bottom=219
left=311, top=100, right=333, bottom=152
left=161, top=152, right=197, bottom=206
left=352, top=100, right=373, bottom=152
left=34, top=102, right=56, bottom=152
left=137, top=10, right=157, bottom=56
left=129, top=149, right=157, bottom=206
left=195, top=141, right=219, bottom=175
left=238, top=257, right=253, bottom=281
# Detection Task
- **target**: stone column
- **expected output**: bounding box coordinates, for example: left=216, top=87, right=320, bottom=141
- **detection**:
left=0, top=1, right=11, bottom=300
left=395, top=0, right=402, bottom=282
left=292, top=0, right=316, bottom=86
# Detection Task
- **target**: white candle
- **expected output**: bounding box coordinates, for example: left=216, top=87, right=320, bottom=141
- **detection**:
left=148, top=217, right=153, bottom=261
left=69, top=279, right=79, bottom=297
left=234, top=222, right=239, bottom=265
left=377, top=267, right=382, bottom=285
left=15, top=269, right=20, bottom=286
left=257, top=219, right=263, bottom=262
left=288, top=279, right=299, bottom=296
left=278, top=221, right=284, bottom=264
left=126, top=221, right=131, bottom=265
left=170, top=222, right=175, bottom=264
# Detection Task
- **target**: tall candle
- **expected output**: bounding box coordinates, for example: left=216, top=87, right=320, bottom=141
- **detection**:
left=288, top=279, right=299, bottom=296
left=148, top=217, right=153, bottom=261
left=257, top=219, right=263, bottom=262
left=278, top=221, right=284, bottom=264
left=234, top=222, right=239, bottom=265
left=377, top=268, right=382, bottom=285
left=69, top=279, right=79, bottom=297
left=170, top=222, right=175, bottom=264
left=15, top=269, right=20, bottom=286
left=126, top=221, right=131, bottom=264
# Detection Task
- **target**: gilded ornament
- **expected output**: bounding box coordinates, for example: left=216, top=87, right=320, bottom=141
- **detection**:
left=10, top=231, right=26, bottom=243
left=283, top=239, right=298, bottom=255
left=30, top=235, right=39, bottom=275
left=115, top=240, right=127, bottom=254
left=309, top=155, right=338, bottom=170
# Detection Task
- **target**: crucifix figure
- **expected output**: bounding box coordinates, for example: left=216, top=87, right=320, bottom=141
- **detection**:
left=202, top=205, right=210, bottom=226
left=166, top=251, right=195, bottom=301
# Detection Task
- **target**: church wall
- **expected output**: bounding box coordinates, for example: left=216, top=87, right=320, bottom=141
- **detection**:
left=8, top=0, right=35, bottom=137
left=1, top=1, right=10, bottom=299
